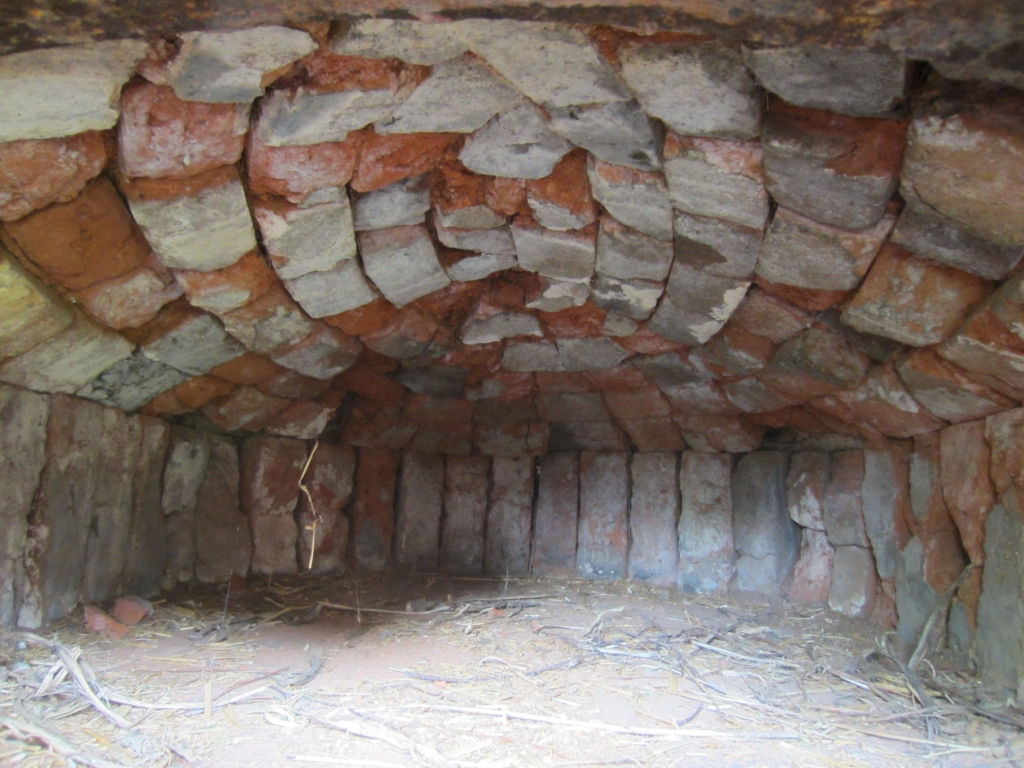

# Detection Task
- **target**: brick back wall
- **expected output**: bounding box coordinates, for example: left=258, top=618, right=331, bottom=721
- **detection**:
left=4, top=375, right=1024, bottom=691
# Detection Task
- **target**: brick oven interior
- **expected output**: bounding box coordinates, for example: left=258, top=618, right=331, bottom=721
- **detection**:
left=2, top=1, right=1024, bottom=764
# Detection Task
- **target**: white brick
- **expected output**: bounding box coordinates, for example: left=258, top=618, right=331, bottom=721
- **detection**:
left=0, top=40, right=148, bottom=141
left=460, top=101, right=572, bottom=179
left=166, top=27, right=316, bottom=103
left=130, top=178, right=257, bottom=271
left=358, top=225, right=450, bottom=307
left=376, top=54, right=519, bottom=134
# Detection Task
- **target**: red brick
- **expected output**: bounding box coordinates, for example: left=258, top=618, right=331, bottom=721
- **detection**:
left=615, top=326, right=687, bottom=355
left=485, top=457, right=535, bottom=576
left=202, top=386, right=291, bottom=432
left=441, top=455, right=490, bottom=574
left=209, top=351, right=286, bottom=385
left=471, top=370, right=535, bottom=401
left=300, top=49, right=428, bottom=93
left=532, top=452, right=579, bottom=575
left=296, top=443, right=354, bottom=574
left=540, top=302, right=608, bottom=339
left=412, top=279, right=486, bottom=329
left=762, top=101, right=906, bottom=230
left=843, top=243, right=990, bottom=346
left=475, top=421, right=550, bottom=457
left=985, top=407, right=1024, bottom=497
left=258, top=368, right=332, bottom=400
left=139, top=388, right=188, bottom=417
left=620, top=418, right=687, bottom=452
left=903, top=76, right=1024, bottom=248
left=586, top=366, right=649, bottom=390
left=940, top=420, right=995, bottom=565
left=535, top=371, right=593, bottom=393
left=335, top=363, right=406, bottom=406
left=811, top=364, right=947, bottom=439
left=910, top=432, right=969, bottom=593
left=408, top=422, right=474, bottom=454
left=787, top=451, right=829, bottom=530
left=535, top=392, right=608, bottom=422
left=352, top=448, right=400, bottom=570
left=173, top=375, right=234, bottom=409
left=271, top=323, right=361, bottom=380
left=247, top=131, right=361, bottom=203
left=788, top=529, right=835, bottom=603
left=661, top=380, right=741, bottom=416
left=404, top=394, right=473, bottom=424
left=73, top=252, right=182, bottom=330
left=804, top=402, right=886, bottom=442
left=526, top=149, right=599, bottom=230
left=350, top=128, right=460, bottom=193
left=221, top=283, right=316, bottom=356
left=675, top=414, right=765, bottom=453
left=754, top=275, right=851, bottom=313
left=264, top=399, right=336, bottom=439
left=864, top=440, right=916, bottom=563
left=896, top=348, right=1016, bottom=424
left=759, top=323, right=871, bottom=401
left=871, top=578, right=898, bottom=629
left=341, top=400, right=416, bottom=449
left=393, top=451, right=444, bottom=569
left=549, top=420, right=627, bottom=451
left=699, top=325, right=776, bottom=378
left=360, top=305, right=439, bottom=359
left=0, top=131, right=110, bottom=222
left=628, top=452, right=679, bottom=585
left=4, top=177, right=148, bottom=290
left=240, top=435, right=305, bottom=574
left=577, top=451, right=629, bottom=580
left=323, top=297, right=398, bottom=336
left=140, top=299, right=245, bottom=375
left=726, top=287, right=812, bottom=343
left=117, top=163, right=239, bottom=204
left=604, top=386, right=671, bottom=420
left=118, top=81, right=248, bottom=179
left=175, top=249, right=277, bottom=316
left=723, top=376, right=798, bottom=414
left=485, top=175, right=528, bottom=217
left=749, top=406, right=832, bottom=433
left=824, top=450, right=870, bottom=547
left=431, top=160, right=497, bottom=226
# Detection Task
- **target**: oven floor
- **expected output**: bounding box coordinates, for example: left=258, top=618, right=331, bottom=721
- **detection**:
left=2, top=574, right=1021, bottom=767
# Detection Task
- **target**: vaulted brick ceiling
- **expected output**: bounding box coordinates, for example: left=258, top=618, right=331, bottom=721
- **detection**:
left=1, top=20, right=1023, bottom=457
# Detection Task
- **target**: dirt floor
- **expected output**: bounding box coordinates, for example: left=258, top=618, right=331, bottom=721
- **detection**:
left=2, top=574, right=1023, bottom=768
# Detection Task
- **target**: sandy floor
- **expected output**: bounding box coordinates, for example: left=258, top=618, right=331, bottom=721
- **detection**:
left=2, top=574, right=1023, bottom=767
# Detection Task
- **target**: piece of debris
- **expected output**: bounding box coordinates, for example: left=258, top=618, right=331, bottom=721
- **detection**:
left=83, top=605, right=130, bottom=640
left=110, top=595, right=153, bottom=626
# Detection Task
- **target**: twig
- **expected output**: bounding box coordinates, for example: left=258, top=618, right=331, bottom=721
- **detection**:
left=691, top=641, right=800, bottom=669
left=299, top=441, right=320, bottom=571
left=585, top=607, right=624, bottom=637
left=104, top=684, right=272, bottom=712
left=383, top=703, right=800, bottom=740
left=909, top=564, right=974, bottom=672
left=310, top=712, right=453, bottom=766
left=835, top=724, right=995, bottom=752
left=319, top=601, right=451, bottom=616
left=0, top=716, right=132, bottom=768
